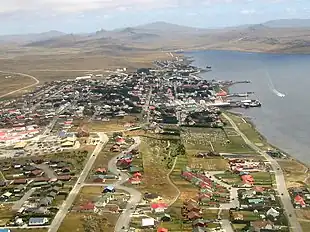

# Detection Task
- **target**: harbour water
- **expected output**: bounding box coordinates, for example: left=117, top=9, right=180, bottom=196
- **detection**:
left=187, top=50, right=310, bottom=164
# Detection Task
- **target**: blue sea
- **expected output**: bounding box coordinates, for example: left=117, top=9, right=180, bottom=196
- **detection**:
left=187, top=50, right=310, bottom=164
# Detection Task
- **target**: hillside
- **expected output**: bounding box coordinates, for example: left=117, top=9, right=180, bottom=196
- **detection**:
left=2, top=20, right=310, bottom=54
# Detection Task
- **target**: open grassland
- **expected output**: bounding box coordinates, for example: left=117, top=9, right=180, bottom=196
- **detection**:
left=58, top=212, right=117, bottom=232
left=72, top=116, right=139, bottom=133
left=0, top=73, right=36, bottom=97
left=136, top=137, right=179, bottom=202
left=296, top=209, right=310, bottom=232
left=74, top=186, right=103, bottom=205
left=222, top=112, right=271, bottom=150
left=0, top=204, right=14, bottom=226
left=278, top=159, right=309, bottom=187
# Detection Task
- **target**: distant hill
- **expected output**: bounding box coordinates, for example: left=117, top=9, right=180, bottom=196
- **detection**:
left=0, top=30, right=66, bottom=44
left=263, top=19, right=310, bottom=28
left=3, top=20, right=310, bottom=54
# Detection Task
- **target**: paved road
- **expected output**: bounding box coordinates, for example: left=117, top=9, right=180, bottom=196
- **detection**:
left=0, top=71, right=39, bottom=99
left=12, top=188, right=36, bottom=211
left=35, top=164, right=57, bottom=179
left=107, top=137, right=142, bottom=232
left=48, top=132, right=108, bottom=232
left=207, top=171, right=239, bottom=209
left=222, top=113, right=303, bottom=232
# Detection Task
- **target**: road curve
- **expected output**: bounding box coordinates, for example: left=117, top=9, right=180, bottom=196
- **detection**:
left=222, top=113, right=302, bottom=232
left=48, top=132, right=109, bottom=232
left=108, top=137, right=142, bottom=232
left=0, top=71, right=39, bottom=99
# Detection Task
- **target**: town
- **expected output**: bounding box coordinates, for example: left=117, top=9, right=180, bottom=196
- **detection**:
left=0, top=55, right=305, bottom=232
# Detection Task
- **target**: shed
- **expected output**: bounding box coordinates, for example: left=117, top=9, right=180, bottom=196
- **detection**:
left=142, top=218, right=155, bottom=227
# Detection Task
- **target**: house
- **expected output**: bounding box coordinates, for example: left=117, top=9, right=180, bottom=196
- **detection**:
left=39, top=197, right=53, bottom=206
left=192, top=219, right=211, bottom=227
left=28, top=217, right=49, bottom=226
left=129, top=177, right=141, bottom=185
left=57, top=175, right=72, bottom=181
left=13, top=185, right=26, bottom=193
left=250, top=220, right=275, bottom=231
left=48, top=191, right=57, bottom=198
left=241, top=174, right=254, bottom=185
left=160, top=214, right=171, bottom=222
left=103, top=186, right=115, bottom=193
left=184, top=202, right=200, bottom=213
left=157, top=228, right=168, bottom=232
left=13, top=179, right=28, bottom=185
left=266, top=207, right=280, bottom=218
left=79, top=202, right=98, bottom=213
left=129, top=166, right=142, bottom=174
left=95, top=168, right=107, bottom=175
left=29, top=169, right=44, bottom=177
left=294, top=195, right=306, bottom=208
left=141, top=218, right=155, bottom=227
left=133, top=172, right=142, bottom=178
left=187, top=211, right=202, bottom=221
left=151, top=203, right=168, bottom=213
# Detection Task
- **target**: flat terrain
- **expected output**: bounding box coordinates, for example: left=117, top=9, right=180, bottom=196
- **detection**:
left=0, top=73, right=36, bottom=97
left=134, top=137, right=178, bottom=202
left=58, top=212, right=117, bottom=232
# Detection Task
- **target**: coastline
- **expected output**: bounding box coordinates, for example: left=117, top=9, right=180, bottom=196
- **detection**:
left=180, top=53, right=310, bottom=173
left=179, top=47, right=310, bottom=56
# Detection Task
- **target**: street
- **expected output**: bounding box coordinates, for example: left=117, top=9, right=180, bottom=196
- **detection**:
left=48, top=132, right=108, bottom=232
left=107, top=137, right=142, bottom=232
left=222, top=113, right=303, bottom=232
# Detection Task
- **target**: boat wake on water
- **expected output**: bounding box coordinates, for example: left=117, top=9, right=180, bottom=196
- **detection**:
left=265, top=70, right=286, bottom=98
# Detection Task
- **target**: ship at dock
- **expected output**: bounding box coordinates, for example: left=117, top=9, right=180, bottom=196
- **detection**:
left=239, top=99, right=262, bottom=108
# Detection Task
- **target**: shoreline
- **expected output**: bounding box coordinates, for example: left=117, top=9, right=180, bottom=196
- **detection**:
left=179, top=47, right=310, bottom=56
left=181, top=53, right=310, bottom=180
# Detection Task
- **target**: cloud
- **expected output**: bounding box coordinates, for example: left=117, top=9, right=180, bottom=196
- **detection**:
left=0, top=0, right=275, bottom=14
left=240, top=9, right=257, bottom=14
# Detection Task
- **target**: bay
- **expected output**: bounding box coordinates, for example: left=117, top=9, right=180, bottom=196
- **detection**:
left=187, top=50, right=310, bottom=163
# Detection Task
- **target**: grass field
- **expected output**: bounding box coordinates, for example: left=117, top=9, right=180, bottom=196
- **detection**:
left=58, top=212, right=117, bottom=232
left=0, top=204, right=14, bottom=226
left=223, top=112, right=272, bottom=151
left=74, top=186, right=103, bottom=205
left=296, top=209, right=310, bottom=232
left=215, top=172, right=274, bottom=187
left=0, top=73, right=36, bottom=97
left=135, top=137, right=178, bottom=202
left=278, top=159, right=309, bottom=187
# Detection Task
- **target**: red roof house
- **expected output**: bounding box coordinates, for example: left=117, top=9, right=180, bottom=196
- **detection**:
left=241, top=174, right=254, bottom=185
left=79, top=202, right=98, bottom=213
left=216, top=90, right=228, bottom=97
left=95, top=168, right=107, bottom=174
left=133, top=172, right=142, bottom=178
left=151, top=203, right=168, bottom=213
left=157, top=228, right=168, bottom=232
left=294, top=195, right=306, bottom=207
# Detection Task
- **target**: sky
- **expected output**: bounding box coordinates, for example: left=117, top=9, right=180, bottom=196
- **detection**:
left=1, top=0, right=310, bottom=35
